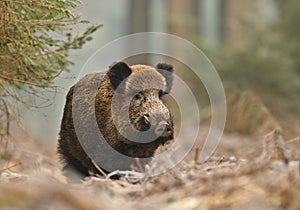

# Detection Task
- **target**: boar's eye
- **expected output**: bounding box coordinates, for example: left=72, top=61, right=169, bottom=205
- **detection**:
left=158, top=90, right=166, bottom=98
left=134, top=92, right=143, bottom=100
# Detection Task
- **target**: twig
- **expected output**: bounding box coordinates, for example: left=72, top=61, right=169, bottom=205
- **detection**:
left=286, top=137, right=300, bottom=144
left=194, top=147, right=200, bottom=163
left=91, top=159, right=108, bottom=178
left=135, top=157, right=144, bottom=172
left=0, top=162, right=21, bottom=173
left=0, top=98, right=10, bottom=135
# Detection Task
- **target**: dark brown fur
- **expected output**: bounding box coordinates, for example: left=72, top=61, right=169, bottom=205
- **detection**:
left=57, top=62, right=174, bottom=177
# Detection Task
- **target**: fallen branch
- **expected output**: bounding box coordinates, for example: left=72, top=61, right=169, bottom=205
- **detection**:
left=0, top=162, right=21, bottom=173
left=107, top=170, right=145, bottom=180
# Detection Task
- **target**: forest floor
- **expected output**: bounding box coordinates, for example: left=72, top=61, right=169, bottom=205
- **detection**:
left=0, top=127, right=299, bottom=210
left=0, top=92, right=299, bottom=210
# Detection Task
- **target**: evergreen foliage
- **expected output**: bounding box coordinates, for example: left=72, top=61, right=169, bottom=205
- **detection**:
left=0, top=0, right=101, bottom=135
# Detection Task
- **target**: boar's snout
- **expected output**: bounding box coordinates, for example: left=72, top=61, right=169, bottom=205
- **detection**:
left=142, top=112, right=173, bottom=138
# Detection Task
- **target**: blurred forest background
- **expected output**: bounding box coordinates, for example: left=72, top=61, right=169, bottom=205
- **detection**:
left=1, top=0, right=299, bottom=145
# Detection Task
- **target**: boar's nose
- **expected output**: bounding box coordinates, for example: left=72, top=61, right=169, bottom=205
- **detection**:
left=155, top=121, right=173, bottom=138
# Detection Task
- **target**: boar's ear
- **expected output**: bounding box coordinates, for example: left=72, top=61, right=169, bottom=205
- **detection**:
left=108, top=62, right=132, bottom=90
left=156, top=63, right=173, bottom=93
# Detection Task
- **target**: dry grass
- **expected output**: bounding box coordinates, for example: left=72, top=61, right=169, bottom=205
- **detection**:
left=0, top=126, right=299, bottom=210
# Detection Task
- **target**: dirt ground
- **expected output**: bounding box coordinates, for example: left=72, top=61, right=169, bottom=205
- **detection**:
left=0, top=93, right=299, bottom=210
